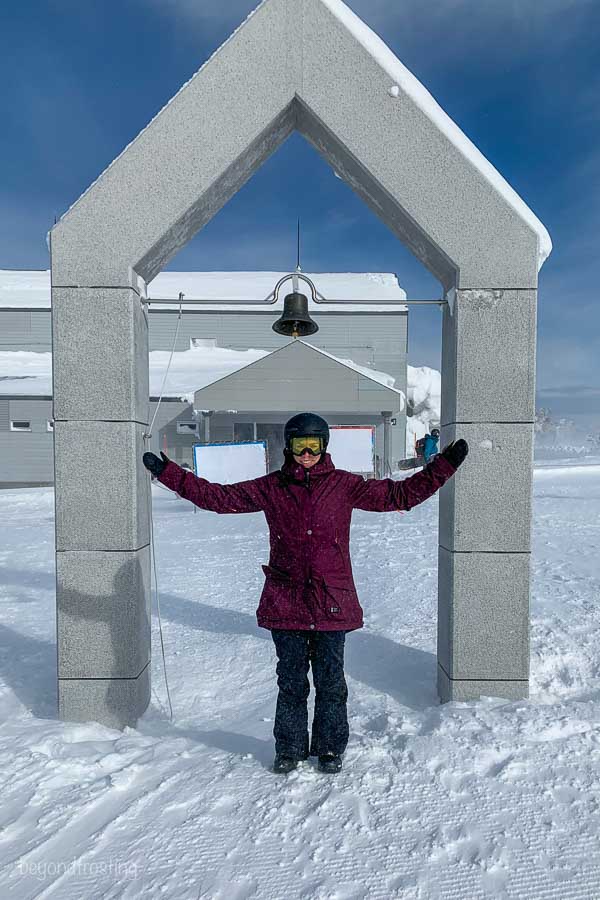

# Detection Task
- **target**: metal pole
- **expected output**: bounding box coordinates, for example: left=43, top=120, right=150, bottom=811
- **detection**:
left=142, top=273, right=445, bottom=307
left=144, top=297, right=445, bottom=306
left=202, top=410, right=213, bottom=442
left=382, top=411, right=393, bottom=478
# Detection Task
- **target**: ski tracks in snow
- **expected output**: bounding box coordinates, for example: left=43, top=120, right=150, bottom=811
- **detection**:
left=2, top=470, right=600, bottom=897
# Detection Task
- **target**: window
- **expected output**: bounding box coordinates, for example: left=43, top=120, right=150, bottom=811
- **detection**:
left=234, top=422, right=254, bottom=442
left=176, top=422, right=198, bottom=435
left=10, top=421, right=31, bottom=432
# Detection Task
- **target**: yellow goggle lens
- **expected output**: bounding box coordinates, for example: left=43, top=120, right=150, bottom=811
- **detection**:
left=291, top=436, right=323, bottom=455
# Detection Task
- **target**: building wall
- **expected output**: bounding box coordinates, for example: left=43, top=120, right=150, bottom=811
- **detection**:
left=150, top=308, right=408, bottom=469
left=148, top=308, right=407, bottom=387
left=195, top=411, right=390, bottom=476
left=0, top=397, right=54, bottom=486
left=0, top=397, right=193, bottom=486
left=0, top=310, right=51, bottom=351
left=0, top=306, right=408, bottom=483
left=0, top=397, right=396, bottom=484
left=0, top=307, right=407, bottom=385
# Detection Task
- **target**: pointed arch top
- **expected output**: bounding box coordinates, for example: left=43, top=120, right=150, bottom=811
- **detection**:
left=50, top=0, right=550, bottom=292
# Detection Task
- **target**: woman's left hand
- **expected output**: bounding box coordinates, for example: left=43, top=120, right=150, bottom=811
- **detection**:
left=440, top=439, right=469, bottom=469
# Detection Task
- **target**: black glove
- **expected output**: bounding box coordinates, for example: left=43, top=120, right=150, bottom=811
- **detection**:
left=440, top=439, right=469, bottom=469
left=142, top=451, right=170, bottom=477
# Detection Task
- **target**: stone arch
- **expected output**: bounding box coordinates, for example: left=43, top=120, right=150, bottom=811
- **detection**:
left=51, top=0, right=550, bottom=726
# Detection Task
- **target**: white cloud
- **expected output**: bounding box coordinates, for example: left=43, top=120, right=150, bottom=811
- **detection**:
left=141, top=0, right=257, bottom=32
left=346, top=0, right=596, bottom=42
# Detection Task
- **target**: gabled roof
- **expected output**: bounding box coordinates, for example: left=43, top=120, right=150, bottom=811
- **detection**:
left=193, top=338, right=405, bottom=413
left=50, top=0, right=550, bottom=293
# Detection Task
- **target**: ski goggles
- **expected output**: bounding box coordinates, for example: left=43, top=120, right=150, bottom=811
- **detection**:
left=290, top=436, right=325, bottom=456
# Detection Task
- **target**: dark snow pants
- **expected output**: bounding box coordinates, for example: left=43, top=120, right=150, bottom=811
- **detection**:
left=270, top=629, right=349, bottom=759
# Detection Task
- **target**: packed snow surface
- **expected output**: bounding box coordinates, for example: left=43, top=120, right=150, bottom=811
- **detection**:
left=1, top=460, right=600, bottom=897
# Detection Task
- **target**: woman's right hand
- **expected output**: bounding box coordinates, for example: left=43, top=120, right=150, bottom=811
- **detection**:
left=142, top=451, right=170, bottom=477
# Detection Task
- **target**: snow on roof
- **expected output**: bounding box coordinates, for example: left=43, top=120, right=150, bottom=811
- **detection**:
left=192, top=339, right=405, bottom=409
left=0, top=346, right=265, bottom=401
left=0, top=270, right=407, bottom=312
left=297, top=340, right=402, bottom=395
left=146, top=271, right=407, bottom=312
left=324, top=0, right=552, bottom=270
left=0, top=270, right=51, bottom=309
left=0, top=339, right=403, bottom=404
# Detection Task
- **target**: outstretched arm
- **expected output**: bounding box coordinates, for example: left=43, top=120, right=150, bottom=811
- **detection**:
left=348, top=441, right=468, bottom=512
left=143, top=453, right=266, bottom=513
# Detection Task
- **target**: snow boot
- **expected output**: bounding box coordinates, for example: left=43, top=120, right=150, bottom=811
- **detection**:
left=272, top=754, right=301, bottom=775
left=317, top=753, right=343, bottom=774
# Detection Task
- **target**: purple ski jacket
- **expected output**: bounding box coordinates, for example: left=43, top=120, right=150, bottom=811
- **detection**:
left=158, top=451, right=456, bottom=633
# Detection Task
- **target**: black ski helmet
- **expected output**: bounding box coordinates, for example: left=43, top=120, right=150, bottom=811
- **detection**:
left=284, top=412, right=330, bottom=452
left=431, top=428, right=440, bottom=438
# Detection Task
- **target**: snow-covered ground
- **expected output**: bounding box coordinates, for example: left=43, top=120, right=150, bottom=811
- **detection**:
left=1, top=461, right=599, bottom=899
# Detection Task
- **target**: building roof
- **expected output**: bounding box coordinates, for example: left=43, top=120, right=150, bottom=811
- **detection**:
left=193, top=339, right=405, bottom=414
left=0, top=339, right=402, bottom=404
left=0, top=269, right=407, bottom=313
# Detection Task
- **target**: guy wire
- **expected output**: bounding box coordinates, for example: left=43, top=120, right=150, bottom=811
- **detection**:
left=143, top=293, right=184, bottom=721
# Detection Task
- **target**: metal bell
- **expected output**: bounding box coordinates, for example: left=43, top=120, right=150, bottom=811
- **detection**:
left=272, top=292, right=319, bottom=338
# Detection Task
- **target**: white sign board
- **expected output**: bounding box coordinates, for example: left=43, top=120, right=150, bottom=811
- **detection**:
left=193, top=441, right=268, bottom=483
left=328, top=426, right=375, bottom=474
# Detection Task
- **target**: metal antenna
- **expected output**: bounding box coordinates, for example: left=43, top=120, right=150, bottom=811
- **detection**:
left=296, top=218, right=301, bottom=272
left=292, top=218, right=302, bottom=293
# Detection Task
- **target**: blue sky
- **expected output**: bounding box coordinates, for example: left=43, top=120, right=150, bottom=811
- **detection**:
left=1, top=0, right=599, bottom=420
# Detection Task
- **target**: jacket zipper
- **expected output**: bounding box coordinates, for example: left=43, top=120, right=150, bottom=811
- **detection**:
left=334, top=531, right=345, bottom=565
left=304, top=468, right=315, bottom=621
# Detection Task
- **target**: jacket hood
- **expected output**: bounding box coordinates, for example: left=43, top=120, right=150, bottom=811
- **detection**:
left=280, top=451, right=336, bottom=483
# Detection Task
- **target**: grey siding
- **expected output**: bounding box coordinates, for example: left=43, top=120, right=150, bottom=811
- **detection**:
left=0, top=310, right=52, bottom=351
left=193, top=340, right=403, bottom=413
left=0, top=304, right=408, bottom=481
left=0, top=398, right=54, bottom=485
left=0, top=307, right=407, bottom=387
left=148, top=309, right=407, bottom=385
left=0, top=397, right=195, bottom=485
left=147, top=400, right=194, bottom=465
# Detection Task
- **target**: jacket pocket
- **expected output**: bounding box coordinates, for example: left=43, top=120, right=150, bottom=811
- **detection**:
left=322, top=581, right=348, bottom=620
left=259, top=566, right=296, bottom=622
left=261, top=563, right=293, bottom=583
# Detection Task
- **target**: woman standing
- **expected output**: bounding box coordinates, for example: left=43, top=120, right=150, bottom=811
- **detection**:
left=143, top=413, right=468, bottom=774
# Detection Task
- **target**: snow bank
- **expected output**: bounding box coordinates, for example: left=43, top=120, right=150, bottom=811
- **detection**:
left=405, top=364, right=441, bottom=453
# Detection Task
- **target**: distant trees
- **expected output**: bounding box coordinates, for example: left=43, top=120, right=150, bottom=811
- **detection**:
left=535, top=408, right=598, bottom=457
left=535, top=407, right=555, bottom=433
